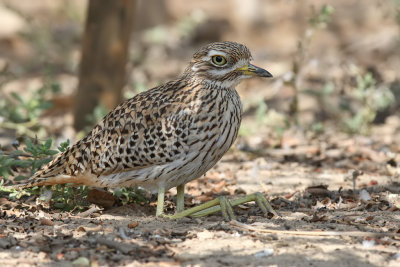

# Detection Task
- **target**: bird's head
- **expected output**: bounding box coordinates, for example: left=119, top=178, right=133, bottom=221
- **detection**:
left=185, top=41, right=272, bottom=88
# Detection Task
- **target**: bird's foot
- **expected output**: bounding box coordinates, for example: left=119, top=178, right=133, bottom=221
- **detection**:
left=166, top=196, right=236, bottom=221
left=190, top=192, right=280, bottom=219
left=156, top=185, right=278, bottom=221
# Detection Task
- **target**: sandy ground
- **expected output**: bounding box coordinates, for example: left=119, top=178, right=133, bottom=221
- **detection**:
left=1, top=136, right=400, bottom=267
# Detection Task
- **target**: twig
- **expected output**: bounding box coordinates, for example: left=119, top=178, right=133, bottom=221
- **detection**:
left=76, top=205, right=102, bottom=217
left=0, top=121, right=38, bottom=137
left=95, top=236, right=138, bottom=254
left=230, top=220, right=400, bottom=237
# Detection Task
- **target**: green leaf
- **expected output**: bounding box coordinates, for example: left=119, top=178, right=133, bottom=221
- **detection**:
left=25, top=138, right=36, bottom=155
left=11, top=92, right=24, bottom=103
left=53, top=202, right=66, bottom=209
left=58, top=139, right=70, bottom=152
left=51, top=83, right=61, bottom=93
left=34, top=158, right=52, bottom=170
left=9, top=150, right=26, bottom=156
left=13, top=159, right=33, bottom=168
left=0, top=169, right=10, bottom=179
left=44, top=149, right=58, bottom=156
left=14, top=175, right=28, bottom=181
left=44, top=139, right=52, bottom=150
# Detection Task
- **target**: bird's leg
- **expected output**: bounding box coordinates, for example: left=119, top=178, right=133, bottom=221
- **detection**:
left=176, top=184, right=185, bottom=212
left=190, top=192, right=279, bottom=218
left=156, top=186, right=166, bottom=217
left=167, top=196, right=236, bottom=221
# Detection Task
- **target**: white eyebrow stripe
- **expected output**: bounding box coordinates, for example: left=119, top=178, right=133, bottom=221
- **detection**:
left=202, top=50, right=228, bottom=61
left=207, top=50, right=227, bottom=57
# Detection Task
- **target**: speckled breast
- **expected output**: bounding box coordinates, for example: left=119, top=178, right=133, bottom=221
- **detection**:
left=159, top=87, right=243, bottom=189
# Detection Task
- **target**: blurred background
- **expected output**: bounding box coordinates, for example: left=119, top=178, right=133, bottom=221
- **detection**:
left=1, top=0, right=400, bottom=175
left=2, top=2, right=400, bottom=264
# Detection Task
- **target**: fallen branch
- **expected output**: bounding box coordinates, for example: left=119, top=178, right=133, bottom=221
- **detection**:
left=95, top=236, right=138, bottom=254
left=76, top=205, right=102, bottom=218
left=230, top=220, right=400, bottom=237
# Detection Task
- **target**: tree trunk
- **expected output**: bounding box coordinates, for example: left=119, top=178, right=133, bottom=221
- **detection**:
left=73, top=0, right=134, bottom=131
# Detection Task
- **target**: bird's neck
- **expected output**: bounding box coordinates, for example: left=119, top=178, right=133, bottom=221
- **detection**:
left=183, top=74, right=240, bottom=91
left=200, top=78, right=241, bottom=90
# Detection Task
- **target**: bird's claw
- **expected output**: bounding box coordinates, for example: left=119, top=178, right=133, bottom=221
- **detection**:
left=252, top=192, right=280, bottom=217
left=190, top=192, right=280, bottom=219
left=156, top=190, right=278, bottom=221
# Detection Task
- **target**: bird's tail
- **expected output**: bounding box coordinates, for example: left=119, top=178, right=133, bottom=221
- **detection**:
left=5, top=151, right=74, bottom=189
left=9, top=141, right=86, bottom=189
left=5, top=174, right=76, bottom=190
left=5, top=138, right=98, bottom=190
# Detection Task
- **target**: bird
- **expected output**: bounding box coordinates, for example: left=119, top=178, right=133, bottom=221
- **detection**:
left=18, top=41, right=275, bottom=220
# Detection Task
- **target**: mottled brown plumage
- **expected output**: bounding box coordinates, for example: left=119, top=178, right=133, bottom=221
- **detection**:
left=20, top=41, right=272, bottom=218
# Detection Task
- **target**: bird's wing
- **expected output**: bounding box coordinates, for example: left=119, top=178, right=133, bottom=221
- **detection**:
left=23, top=80, right=194, bottom=186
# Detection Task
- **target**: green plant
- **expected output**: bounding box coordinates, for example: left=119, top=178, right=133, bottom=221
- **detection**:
left=395, top=0, right=400, bottom=26
left=255, top=100, right=268, bottom=124
left=50, top=185, right=90, bottom=211
left=308, top=5, right=335, bottom=29
left=0, top=78, right=61, bottom=137
left=24, top=138, right=59, bottom=176
left=304, top=73, right=395, bottom=134
left=1, top=138, right=67, bottom=187
left=343, top=73, right=394, bottom=134
left=0, top=137, right=150, bottom=210
left=0, top=179, right=33, bottom=199
left=0, top=138, right=66, bottom=200
left=288, top=4, right=334, bottom=122
left=113, top=187, right=149, bottom=205
left=0, top=138, right=92, bottom=211
left=0, top=138, right=62, bottom=182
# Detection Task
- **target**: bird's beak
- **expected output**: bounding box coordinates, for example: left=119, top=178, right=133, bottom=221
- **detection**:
left=236, top=63, right=273, bottom=78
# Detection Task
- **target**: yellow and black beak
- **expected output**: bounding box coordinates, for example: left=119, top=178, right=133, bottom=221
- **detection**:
left=236, top=63, right=273, bottom=78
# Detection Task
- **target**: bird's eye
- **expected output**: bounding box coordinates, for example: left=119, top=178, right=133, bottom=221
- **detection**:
left=211, top=55, right=227, bottom=66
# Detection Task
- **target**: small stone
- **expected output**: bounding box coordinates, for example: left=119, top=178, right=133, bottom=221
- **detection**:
left=72, top=257, right=90, bottom=266
left=360, top=189, right=372, bottom=202
left=362, top=239, right=375, bottom=248
left=254, top=248, right=274, bottom=258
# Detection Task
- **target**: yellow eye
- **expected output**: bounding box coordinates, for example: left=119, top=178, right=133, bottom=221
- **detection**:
left=211, top=55, right=227, bottom=66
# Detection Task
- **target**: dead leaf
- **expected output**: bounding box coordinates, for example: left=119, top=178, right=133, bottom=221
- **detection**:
left=321, top=197, right=331, bottom=205
left=128, top=222, right=139, bottom=228
left=39, top=218, right=54, bottom=226
left=212, top=180, right=226, bottom=193
left=87, top=189, right=116, bottom=208
left=310, top=214, right=329, bottom=222
left=77, top=225, right=102, bottom=232
left=284, top=190, right=299, bottom=199
left=365, top=216, right=374, bottom=221
left=196, top=194, right=214, bottom=202
left=305, top=185, right=331, bottom=197
left=369, top=180, right=378, bottom=186
left=388, top=206, right=399, bottom=212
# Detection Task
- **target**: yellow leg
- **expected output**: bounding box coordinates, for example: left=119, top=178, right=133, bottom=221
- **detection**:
left=156, top=186, right=165, bottom=217
left=190, top=192, right=279, bottom=218
left=166, top=196, right=236, bottom=221
left=158, top=186, right=278, bottom=221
